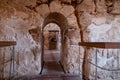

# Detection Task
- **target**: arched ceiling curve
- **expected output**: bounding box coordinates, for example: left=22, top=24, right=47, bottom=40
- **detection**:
left=42, top=12, right=68, bottom=31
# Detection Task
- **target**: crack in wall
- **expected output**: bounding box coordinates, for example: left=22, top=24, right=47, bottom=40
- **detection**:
left=93, top=0, right=97, bottom=12
left=74, top=10, right=84, bottom=42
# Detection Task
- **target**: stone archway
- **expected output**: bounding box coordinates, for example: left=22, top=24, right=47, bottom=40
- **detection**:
left=39, top=10, right=81, bottom=74
left=0, top=0, right=82, bottom=77
left=35, top=0, right=81, bottom=74
left=40, top=12, right=68, bottom=73
left=43, top=23, right=61, bottom=50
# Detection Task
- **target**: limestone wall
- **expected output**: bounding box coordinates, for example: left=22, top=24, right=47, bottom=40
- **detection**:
left=0, top=0, right=80, bottom=78
left=0, top=0, right=120, bottom=80
left=0, top=0, right=42, bottom=77
left=76, top=0, right=120, bottom=79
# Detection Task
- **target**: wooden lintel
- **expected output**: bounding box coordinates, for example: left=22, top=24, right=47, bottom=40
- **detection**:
left=79, top=42, right=120, bottom=49
left=49, top=30, right=59, bottom=32
left=0, top=41, right=16, bottom=47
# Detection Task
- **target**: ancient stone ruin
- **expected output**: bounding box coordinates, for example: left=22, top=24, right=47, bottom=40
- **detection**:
left=0, top=0, right=120, bottom=80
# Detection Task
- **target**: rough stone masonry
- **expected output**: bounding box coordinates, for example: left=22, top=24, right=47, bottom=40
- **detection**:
left=0, top=0, right=120, bottom=80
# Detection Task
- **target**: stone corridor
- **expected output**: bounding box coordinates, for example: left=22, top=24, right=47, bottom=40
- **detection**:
left=14, top=50, right=81, bottom=80
left=40, top=50, right=64, bottom=75
left=0, top=0, right=120, bottom=80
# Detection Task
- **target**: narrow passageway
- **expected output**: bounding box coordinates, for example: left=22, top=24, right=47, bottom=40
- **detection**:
left=44, top=50, right=60, bottom=61
left=41, top=50, right=65, bottom=75
left=13, top=49, right=81, bottom=80
left=13, top=12, right=81, bottom=80
left=39, top=50, right=81, bottom=80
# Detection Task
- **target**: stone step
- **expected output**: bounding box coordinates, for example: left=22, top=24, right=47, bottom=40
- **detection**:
left=13, top=74, right=81, bottom=80
left=41, top=61, right=65, bottom=74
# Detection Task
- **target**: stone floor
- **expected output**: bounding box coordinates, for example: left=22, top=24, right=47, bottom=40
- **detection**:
left=41, top=50, right=64, bottom=74
left=41, top=61, right=65, bottom=75
left=44, top=50, right=61, bottom=61
left=13, top=74, right=81, bottom=80
left=13, top=50, right=81, bottom=80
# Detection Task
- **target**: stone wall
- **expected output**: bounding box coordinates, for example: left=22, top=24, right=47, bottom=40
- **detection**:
left=0, top=0, right=120, bottom=79
left=76, top=0, right=120, bottom=79
left=0, top=0, right=80, bottom=78
left=0, top=0, right=42, bottom=77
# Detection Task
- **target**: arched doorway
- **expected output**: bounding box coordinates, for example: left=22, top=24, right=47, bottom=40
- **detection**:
left=43, top=23, right=61, bottom=61
left=40, top=12, right=68, bottom=74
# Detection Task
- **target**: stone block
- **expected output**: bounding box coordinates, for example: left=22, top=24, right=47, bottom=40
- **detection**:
left=50, top=0, right=62, bottom=12
left=15, top=11, right=29, bottom=19
left=67, top=14, right=78, bottom=27
left=91, top=17, right=106, bottom=26
left=35, top=4, right=50, bottom=17
left=76, top=0, right=95, bottom=13
left=60, top=5, right=74, bottom=17
left=108, top=0, right=120, bottom=14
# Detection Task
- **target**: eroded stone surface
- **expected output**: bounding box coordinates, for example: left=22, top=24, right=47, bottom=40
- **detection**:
left=60, top=5, right=74, bottom=17
left=0, top=1, right=42, bottom=77
left=50, top=0, right=62, bottom=12
left=0, top=18, right=42, bottom=77
left=35, top=4, right=50, bottom=17
left=0, top=0, right=120, bottom=80
left=0, top=0, right=81, bottom=78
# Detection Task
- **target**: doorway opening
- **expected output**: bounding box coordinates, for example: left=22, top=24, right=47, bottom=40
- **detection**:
left=43, top=23, right=61, bottom=61
left=40, top=12, right=68, bottom=75
left=40, top=23, right=64, bottom=74
left=48, top=30, right=59, bottom=50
